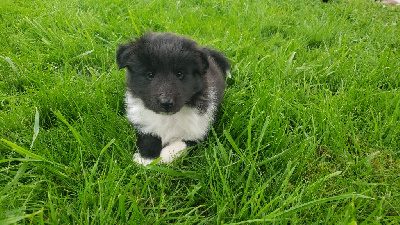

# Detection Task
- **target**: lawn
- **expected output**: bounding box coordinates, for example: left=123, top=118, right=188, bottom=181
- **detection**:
left=0, top=0, right=399, bottom=223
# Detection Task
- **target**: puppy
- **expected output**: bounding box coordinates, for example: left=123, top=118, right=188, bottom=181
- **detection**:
left=116, top=32, right=230, bottom=165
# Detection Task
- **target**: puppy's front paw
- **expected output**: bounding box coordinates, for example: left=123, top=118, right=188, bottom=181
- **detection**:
left=133, top=141, right=188, bottom=165
left=133, top=153, right=155, bottom=166
left=159, top=141, right=187, bottom=163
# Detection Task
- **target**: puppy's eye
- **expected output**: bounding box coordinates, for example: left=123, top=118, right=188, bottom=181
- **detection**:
left=176, top=72, right=184, bottom=79
left=146, top=72, right=154, bottom=80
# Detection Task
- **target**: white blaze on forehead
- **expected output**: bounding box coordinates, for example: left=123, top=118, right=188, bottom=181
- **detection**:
left=125, top=90, right=217, bottom=145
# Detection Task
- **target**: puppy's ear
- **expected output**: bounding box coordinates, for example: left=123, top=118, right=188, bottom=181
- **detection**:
left=116, top=43, right=133, bottom=69
left=198, top=49, right=209, bottom=74
left=205, top=48, right=230, bottom=74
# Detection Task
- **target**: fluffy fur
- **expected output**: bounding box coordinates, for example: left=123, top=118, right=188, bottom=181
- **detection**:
left=116, top=32, right=230, bottom=165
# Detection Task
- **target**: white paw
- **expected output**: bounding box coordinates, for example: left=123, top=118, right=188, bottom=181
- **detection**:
left=159, top=141, right=187, bottom=163
left=133, top=153, right=156, bottom=166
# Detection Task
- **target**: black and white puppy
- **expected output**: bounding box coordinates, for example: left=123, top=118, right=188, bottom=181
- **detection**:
left=116, top=32, right=230, bottom=165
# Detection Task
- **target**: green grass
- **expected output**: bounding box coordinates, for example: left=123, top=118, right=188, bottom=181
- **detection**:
left=1, top=0, right=399, bottom=223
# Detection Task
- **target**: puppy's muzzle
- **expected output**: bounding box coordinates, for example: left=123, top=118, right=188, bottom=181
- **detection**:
left=159, top=97, right=174, bottom=110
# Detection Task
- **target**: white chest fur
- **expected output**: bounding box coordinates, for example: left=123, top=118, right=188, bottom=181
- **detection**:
left=125, top=91, right=217, bottom=145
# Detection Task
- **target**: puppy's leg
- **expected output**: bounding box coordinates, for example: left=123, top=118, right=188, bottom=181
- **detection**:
left=159, top=141, right=190, bottom=163
left=133, top=133, right=162, bottom=166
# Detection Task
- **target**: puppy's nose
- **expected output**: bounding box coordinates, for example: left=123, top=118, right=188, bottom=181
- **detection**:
left=160, top=98, right=174, bottom=110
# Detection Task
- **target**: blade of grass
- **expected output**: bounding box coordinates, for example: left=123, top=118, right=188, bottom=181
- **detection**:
left=256, top=116, right=270, bottom=150
left=0, top=158, right=41, bottom=163
left=99, top=138, right=115, bottom=157
left=223, top=130, right=244, bottom=160
left=273, top=194, right=371, bottom=218
left=284, top=51, right=296, bottom=76
left=0, top=55, right=19, bottom=75
left=257, top=137, right=311, bottom=167
left=0, top=208, right=44, bottom=225
left=53, top=110, right=84, bottom=146
left=89, top=139, right=115, bottom=179
left=1, top=139, right=46, bottom=161
left=0, top=162, right=28, bottom=201
left=1, top=139, right=67, bottom=175
left=232, top=194, right=371, bottom=224
left=145, top=164, right=200, bottom=180
left=30, top=107, right=40, bottom=149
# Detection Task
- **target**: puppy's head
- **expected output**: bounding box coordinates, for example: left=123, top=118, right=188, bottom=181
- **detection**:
left=117, top=32, right=209, bottom=114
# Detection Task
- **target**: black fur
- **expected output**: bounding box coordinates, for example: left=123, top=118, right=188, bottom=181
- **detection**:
left=136, top=133, right=162, bottom=158
left=204, top=48, right=230, bottom=74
